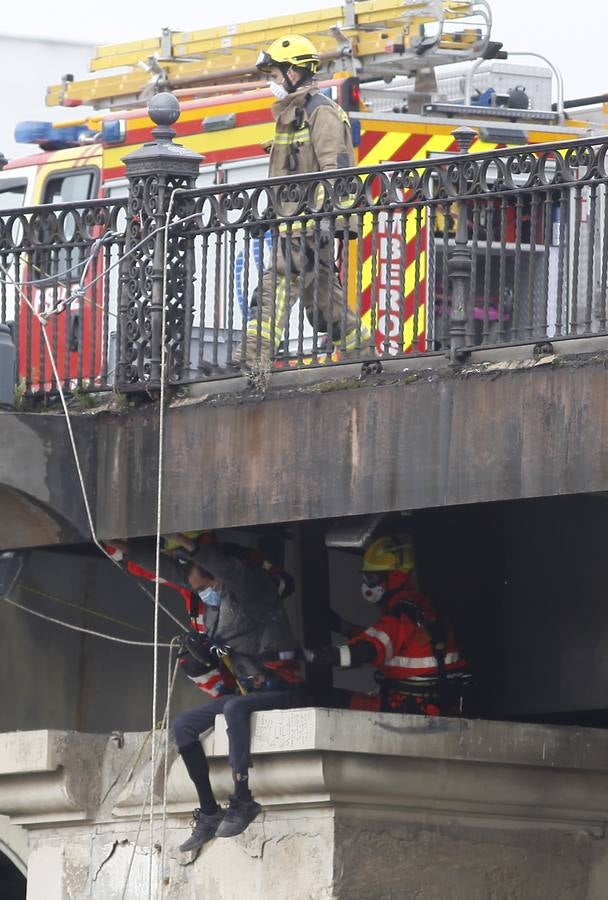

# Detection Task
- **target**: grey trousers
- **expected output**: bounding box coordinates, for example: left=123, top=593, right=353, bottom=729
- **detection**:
left=173, top=689, right=302, bottom=773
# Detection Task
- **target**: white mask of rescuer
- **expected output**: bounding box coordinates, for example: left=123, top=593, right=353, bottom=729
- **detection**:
left=269, top=81, right=289, bottom=101
left=361, top=582, right=386, bottom=604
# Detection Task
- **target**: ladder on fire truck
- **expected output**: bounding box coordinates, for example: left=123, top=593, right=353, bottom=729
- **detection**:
left=47, top=0, right=493, bottom=111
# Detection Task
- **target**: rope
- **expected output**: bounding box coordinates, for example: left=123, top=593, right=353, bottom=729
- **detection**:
left=120, top=770, right=154, bottom=900
left=149, top=186, right=179, bottom=899
left=1, top=593, right=172, bottom=647
left=21, top=583, right=164, bottom=638
left=6, top=210, right=206, bottom=317
left=2, top=192, right=195, bottom=897
left=2, top=252, right=188, bottom=637
left=159, top=638, right=181, bottom=897
left=121, top=636, right=182, bottom=900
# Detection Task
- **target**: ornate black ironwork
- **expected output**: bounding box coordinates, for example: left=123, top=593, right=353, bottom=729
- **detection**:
left=0, top=197, right=127, bottom=395
left=178, top=135, right=608, bottom=231
left=118, top=93, right=201, bottom=391
left=2, top=128, right=608, bottom=397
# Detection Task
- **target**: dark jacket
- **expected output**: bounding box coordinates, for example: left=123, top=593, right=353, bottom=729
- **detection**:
left=123, top=541, right=300, bottom=686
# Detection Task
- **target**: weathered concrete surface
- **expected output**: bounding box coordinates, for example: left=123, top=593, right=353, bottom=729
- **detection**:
left=0, top=814, right=28, bottom=875
left=0, top=411, right=95, bottom=548
left=334, top=816, right=594, bottom=900
left=96, top=355, right=608, bottom=538
left=3, top=355, right=608, bottom=547
left=0, top=730, right=107, bottom=824
left=4, top=712, right=608, bottom=899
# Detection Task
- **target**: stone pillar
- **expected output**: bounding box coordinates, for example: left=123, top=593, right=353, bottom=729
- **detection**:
left=5, top=716, right=608, bottom=899
left=118, top=93, right=202, bottom=391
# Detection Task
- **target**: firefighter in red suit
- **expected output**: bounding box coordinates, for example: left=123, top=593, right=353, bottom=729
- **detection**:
left=306, top=535, right=471, bottom=716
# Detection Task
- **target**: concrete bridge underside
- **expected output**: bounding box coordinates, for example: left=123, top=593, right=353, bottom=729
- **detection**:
left=2, top=351, right=608, bottom=549
left=110, top=354, right=600, bottom=537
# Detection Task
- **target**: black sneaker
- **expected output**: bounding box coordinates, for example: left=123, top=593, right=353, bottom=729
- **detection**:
left=179, top=807, right=224, bottom=852
left=215, top=796, right=262, bottom=838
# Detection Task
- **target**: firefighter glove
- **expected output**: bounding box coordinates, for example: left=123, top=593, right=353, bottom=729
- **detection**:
left=303, top=645, right=340, bottom=666
left=319, top=217, right=333, bottom=248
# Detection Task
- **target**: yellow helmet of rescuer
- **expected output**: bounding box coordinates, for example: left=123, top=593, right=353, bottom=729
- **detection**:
left=361, top=535, right=415, bottom=574
left=163, top=530, right=204, bottom=553
left=256, top=34, right=320, bottom=75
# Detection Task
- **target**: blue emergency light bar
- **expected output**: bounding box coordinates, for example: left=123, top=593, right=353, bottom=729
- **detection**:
left=14, top=119, right=124, bottom=151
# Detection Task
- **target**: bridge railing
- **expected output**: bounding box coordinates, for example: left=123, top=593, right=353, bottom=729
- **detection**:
left=2, top=97, right=608, bottom=396
left=174, top=133, right=608, bottom=379
left=0, top=197, right=127, bottom=396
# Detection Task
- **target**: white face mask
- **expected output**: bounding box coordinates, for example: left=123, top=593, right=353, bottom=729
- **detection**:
left=269, top=80, right=289, bottom=101
left=361, top=582, right=386, bottom=604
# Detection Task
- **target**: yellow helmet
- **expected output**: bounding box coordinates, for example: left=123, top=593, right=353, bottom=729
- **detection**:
left=361, top=535, right=415, bottom=574
left=163, top=530, right=204, bottom=553
left=256, top=34, right=320, bottom=74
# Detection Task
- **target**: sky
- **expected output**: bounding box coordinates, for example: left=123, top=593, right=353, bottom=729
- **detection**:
left=0, top=0, right=605, bottom=106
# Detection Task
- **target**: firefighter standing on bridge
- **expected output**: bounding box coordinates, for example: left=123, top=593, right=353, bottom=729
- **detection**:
left=306, top=535, right=471, bottom=715
left=244, top=34, right=371, bottom=369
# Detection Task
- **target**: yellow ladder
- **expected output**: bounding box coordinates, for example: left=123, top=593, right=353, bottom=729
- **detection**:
left=46, top=0, right=491, bottom=110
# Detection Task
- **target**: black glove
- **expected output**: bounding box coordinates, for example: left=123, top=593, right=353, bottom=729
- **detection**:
left=179, top=632, right=213, bottom=667
left=303, top=645, right=340, bottom=666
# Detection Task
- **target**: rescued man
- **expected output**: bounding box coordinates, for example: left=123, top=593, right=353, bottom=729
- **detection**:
left=107, top=532, right=303, bottom=850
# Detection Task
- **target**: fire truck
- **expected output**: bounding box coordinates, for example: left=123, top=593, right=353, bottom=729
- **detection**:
left=0, top=0, right=599, bottom=386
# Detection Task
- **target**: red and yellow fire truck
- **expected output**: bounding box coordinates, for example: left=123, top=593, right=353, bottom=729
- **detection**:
left=0, top=0, right=598, bottom=385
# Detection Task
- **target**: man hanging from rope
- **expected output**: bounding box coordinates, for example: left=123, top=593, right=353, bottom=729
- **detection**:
left=107, top=531, right=303, bottom=851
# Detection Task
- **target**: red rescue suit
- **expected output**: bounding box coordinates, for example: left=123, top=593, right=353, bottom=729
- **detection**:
left=347, top=585, right=469, bottom=716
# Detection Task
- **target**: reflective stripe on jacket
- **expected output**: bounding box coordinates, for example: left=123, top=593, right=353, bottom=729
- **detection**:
left=269, top=83, right=354, bottom=176
left=348, top=589, right=468, bottom=683
left=268, top=83, right=355, bottom=222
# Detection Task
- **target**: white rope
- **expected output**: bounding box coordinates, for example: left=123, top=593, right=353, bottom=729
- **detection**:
left=149, top=186, right=180, bottom=899
left=1, top=593, right=173, bottom=647
left=159, top=638, right=182, bottom=898
left=6, top=209, right=206, bottom=316
left=2, top=192, right=195, bottom=897
left=2, top=257, right=188, bottom=637
left=122, top=637, right=182, bottom=900
left=121, top=770, right=154, bottom=900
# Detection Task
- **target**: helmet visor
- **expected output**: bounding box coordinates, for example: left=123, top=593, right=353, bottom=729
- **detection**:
left=256, top=51, right=274, bottom=73
left=362, top=571, right=386, bottom=587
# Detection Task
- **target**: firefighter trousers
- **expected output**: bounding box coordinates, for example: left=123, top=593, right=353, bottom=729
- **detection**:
left=244, top=234, right=371, bottom=368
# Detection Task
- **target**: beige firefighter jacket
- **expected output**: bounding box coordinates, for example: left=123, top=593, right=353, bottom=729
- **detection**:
left=267, top=83, right=357, bottom=229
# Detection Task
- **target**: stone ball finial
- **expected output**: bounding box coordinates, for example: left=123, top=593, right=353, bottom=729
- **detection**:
left=148, top=92, right=180, bottom=128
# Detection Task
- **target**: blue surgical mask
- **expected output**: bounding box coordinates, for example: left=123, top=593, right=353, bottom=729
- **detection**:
left=198, top=587, right=221, bottom=608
